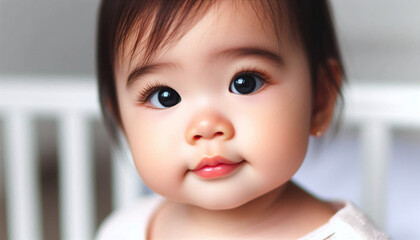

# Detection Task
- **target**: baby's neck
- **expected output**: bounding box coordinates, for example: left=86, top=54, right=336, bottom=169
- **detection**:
left=150, top=181, right=335, bottom=239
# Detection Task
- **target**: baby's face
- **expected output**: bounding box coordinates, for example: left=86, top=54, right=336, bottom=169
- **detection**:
left=114, top=2, right=312, bottom=209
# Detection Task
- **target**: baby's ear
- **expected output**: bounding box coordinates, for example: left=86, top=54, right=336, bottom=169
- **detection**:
left=310, top=59, right=342, bottom=137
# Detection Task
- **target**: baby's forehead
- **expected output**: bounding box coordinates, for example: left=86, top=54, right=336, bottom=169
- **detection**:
left=114, top=0, right=299, bottom=68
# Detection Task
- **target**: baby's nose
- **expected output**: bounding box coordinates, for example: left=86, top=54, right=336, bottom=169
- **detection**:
left=185, top=110, right=234, bottom=145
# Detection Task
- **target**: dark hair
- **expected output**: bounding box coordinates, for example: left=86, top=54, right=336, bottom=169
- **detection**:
left=96, top=0, right=344, bottom=141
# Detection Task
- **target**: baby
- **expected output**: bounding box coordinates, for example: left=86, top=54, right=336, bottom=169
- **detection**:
left=96, top=0, right=389, bottom=239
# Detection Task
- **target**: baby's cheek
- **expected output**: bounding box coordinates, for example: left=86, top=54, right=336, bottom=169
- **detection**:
left=128, top=125, right=181, bottom=196
left=237, top=102, right=310, bottom=182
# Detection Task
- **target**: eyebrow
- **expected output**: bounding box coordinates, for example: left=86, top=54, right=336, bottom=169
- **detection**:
left=126, top=62, right=176, bottom=89
left=216, top=46, right=284, bottom=66
left=126, top=46, right=283, bottom=89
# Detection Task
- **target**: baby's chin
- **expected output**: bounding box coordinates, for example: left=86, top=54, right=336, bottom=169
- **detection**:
left=179, top=183, right=289, bottom=211
left=179, top=188, right=268, bottom=211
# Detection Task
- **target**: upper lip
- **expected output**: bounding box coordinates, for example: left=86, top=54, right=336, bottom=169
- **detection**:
left=192, top=156, right=237, bottom=171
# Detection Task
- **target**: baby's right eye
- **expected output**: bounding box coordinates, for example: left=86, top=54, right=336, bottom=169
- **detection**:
left=148, top=87, right=181, bottom=108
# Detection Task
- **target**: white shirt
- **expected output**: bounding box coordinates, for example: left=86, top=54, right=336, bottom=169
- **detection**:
left=96, top=195, right=389, bottom=240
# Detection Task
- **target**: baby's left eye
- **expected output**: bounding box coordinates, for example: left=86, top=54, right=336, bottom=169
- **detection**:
left=229, top=73, right=265, bottom=95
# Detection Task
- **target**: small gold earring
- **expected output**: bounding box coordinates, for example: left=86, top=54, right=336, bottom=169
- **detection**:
left=315, top=131, right=322, bottom=137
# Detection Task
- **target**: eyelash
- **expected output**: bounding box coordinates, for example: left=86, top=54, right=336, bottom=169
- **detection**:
left=136, top=67, right=272, bottom=104
left=136, top=81, right=167, bottom=104
left=232, top=66, right=272, bottom=85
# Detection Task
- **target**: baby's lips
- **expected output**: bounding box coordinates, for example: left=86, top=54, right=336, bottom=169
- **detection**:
left=192, top=155, right=237, bottom=171
left=190, top=156, right=245, bottom=179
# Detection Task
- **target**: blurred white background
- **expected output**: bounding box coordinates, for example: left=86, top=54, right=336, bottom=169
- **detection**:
left=0, top=0, right=419, bottom=239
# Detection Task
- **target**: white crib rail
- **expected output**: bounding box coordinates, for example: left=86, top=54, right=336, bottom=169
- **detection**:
left=58, top=112, right=94, bottom=240
left=344, top=83, right=420, bottom=227
left=0, top=76, right=142, bottom=240
left=0, top=76, right=419, bottom=239
left=3, top=111, right=41, bottom=240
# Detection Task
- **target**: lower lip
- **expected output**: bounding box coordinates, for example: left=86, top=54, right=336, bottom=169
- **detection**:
left=192, top=162, right=242, bottom=179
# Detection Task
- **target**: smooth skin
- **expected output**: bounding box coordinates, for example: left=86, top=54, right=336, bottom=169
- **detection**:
left=114, top=1, right=340, bottom=239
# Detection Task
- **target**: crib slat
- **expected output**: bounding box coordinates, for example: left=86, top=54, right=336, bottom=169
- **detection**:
left=361, top=122, right=390, bottom=228
left=58, top=113, right=95, bottom=240
left=111, top=146, right=143, bottom=209
left=4, top=112, right=43, bottom=240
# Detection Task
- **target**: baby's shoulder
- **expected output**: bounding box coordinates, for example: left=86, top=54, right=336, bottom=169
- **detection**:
left=300, top=201, right=390, bottom=240
left=96, top=194, right=164, bottom=240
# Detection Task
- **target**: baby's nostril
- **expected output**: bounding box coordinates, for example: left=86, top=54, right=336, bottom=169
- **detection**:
left=215, top=132, right=223, bottom=136
left=193, top=135, right=201, bottom=140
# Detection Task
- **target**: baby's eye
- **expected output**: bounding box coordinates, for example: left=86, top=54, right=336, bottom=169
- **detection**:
left=149, top=87, right=181, bottom=108
left=229, top=73, right=265, bottom=95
